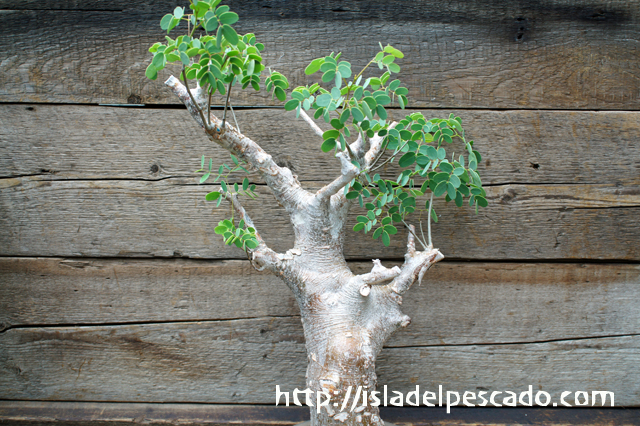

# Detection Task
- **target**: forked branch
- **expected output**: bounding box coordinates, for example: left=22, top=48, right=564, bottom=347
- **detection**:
left=166, top=76, right=311, bottom=212
left=387, top=225, right=444, bottom=295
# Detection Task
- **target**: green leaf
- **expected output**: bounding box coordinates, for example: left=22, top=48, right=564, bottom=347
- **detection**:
left=323, top=129, right=340, bottom=140
left=351, top=106, right=364, bottom=122
left=214, top=225, right=227, bottom=234
left=221, top=24, right=238, bottom=44
left=398, top=152, right=416, bottom=168
left=376, top=105, right=387, bottom=120
left=381, top=231, right=391, bottom=246
left=219, top=11, right=239, bottom=25
left=179, top=51, right=190, bottom=66
left=245, top=239, right=259, bottom=249
left=475, top=195, right=488, bottom=207
left=353, top=223, right=365, bottom=232
left=316, top=93, right=332, bottom=107
left=437, top=147, right=446, bottom=160
left=274, top=87, right=286, bottom=102
left=425, top=146, right=438, bottom=160
left=447, top=182, right=456, bottom=199
left=305, top=58, right=324, bottom=75
left=346, top=191, right=359, bottom=199
left=434, top=181, right=448, bottom=197
left=206, top=191, right=221, bottom=201
left=388, top=63, right=400, bottom=73
left=449, top=174, right=461, bottom=188
left=199, top=172, right=211, bottom=183
left=173, top=6, right=184, bottom=19
left=439, top=162, right=453, bottom=173
left=372, top=227, right=383, bottom=239
left=205, top=18, right=218, bottom=32
left=384, top=225, right=398, bottom=235
left=160, top=14, right=173, bottom=30
left=321, top=138, right=336, bottom=152
left=322, top=70, right=336, bottom=83
left=284, top=99, right=299, bottom=111
left=356, top=216, right=369, bottom=224
left=145, top=63, right=158, bottom=80
left=339, top=109, right=350, bottom=123
left=242, top=178, right=249, bottom=191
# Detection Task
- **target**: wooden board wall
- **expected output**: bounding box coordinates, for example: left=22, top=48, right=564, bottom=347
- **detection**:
left=1, top=0, right=639, bottom=424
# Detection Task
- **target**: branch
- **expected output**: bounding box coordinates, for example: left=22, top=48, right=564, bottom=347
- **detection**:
left=166, top=76, right=311, bottom=211
left=350, top=130, right=365, bottom=160
left=354, top=259, right=401, bottom=296
left=364, top=121, right=397, bottom=168
left=222, top=191, right=283, bottom=273
left=387, top=225, right=444, bottom=295
left=299, top=109, right=324, bottom=138
left=315, top=149, right=359, bottom=200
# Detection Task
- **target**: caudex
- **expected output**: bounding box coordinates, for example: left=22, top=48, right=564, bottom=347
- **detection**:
left=146, top=2, right=486, bottom=425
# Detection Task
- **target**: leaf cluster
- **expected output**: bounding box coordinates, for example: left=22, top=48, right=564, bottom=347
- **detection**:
left=214, top=218, right=260, bottom=250
left=146, top=0, right=265, bottom=100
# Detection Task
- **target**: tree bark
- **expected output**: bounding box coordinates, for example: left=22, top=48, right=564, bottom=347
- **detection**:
left=165, top=76, right=444, bottom=426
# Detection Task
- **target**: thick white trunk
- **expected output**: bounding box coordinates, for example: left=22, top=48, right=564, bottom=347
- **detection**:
left=165, top=76, right=444, bottom=426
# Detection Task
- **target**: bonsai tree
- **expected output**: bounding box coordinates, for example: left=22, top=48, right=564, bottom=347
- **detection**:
left=146, top=2, right=486, bottom=425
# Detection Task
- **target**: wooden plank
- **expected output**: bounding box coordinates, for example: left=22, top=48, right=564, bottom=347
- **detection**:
left=2, top=105, right=640, bottom=186
left=1, top=401, right=639, bottom=426
left=1, top=258, right=639, bottom=347
left=0, top=321, right=637, bottom=405
left=1, top=1, right=640, bottom=109
left=0, top=177, right=638, bottom=260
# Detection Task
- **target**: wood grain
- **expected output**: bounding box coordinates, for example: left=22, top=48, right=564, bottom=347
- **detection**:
left=1, top=258, right=639, bottom=347
left=1, top=1, right=639, bottom=109
left=2, top=105, right=640, bottom=186
left=0, top=320, right=637, bottom=406
left=2, top=401, right=639, bottom=426
left=0, top=176, right=638, bottom=260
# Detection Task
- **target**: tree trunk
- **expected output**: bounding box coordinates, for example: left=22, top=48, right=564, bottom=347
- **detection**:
left=165, top=76, right=444, bottom=426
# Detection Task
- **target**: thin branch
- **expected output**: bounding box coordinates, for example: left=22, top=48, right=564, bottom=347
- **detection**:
left=181, top=68, right=209, bottom=130
left=364, top=121, right=397, bottom=170
left=316, top=150, right=359, bottom=200
left=221, top=80, right=233, bottom=131
left=402, top=220, right=427, bottom=251
left=230, top=103, right=240, bottom=133
left=427, top=192, right=433, bottom=248
left=208, top=89, right=213, bottom=127
left=369, top=137, right=410, bottom=173
left=299, top=109, right=324, bottom=138
left=221, top=191, right=283, bottom=273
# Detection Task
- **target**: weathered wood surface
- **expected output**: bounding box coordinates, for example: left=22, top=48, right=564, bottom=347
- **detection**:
left=1, top=176, right=638, bottom=260
left=1, top=1, right=640, bottom=109
left=2, top=105, right=640, bottom=187
left=2, top=402, right=639, bottom=426
left=1, top=258, right=639, bottom=347
left=0, top=320, right=637, bottom=405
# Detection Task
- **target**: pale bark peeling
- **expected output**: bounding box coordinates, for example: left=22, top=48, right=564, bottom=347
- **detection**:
left=166, top=76, right=444, bottom=426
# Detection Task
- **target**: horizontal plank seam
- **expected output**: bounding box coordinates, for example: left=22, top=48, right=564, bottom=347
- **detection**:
left=0, top=9, right=124, bottom=12
left=384, top=333, right=640, bottom=349
left=4, top=101, right=640, bottom=113
left=2, top=254, right=640, bottom=265
left=0, top=315, right=302, bottom=335
left=2, top=176, right=634, bottom=191
left=2, top=321, right=637, bottom=348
